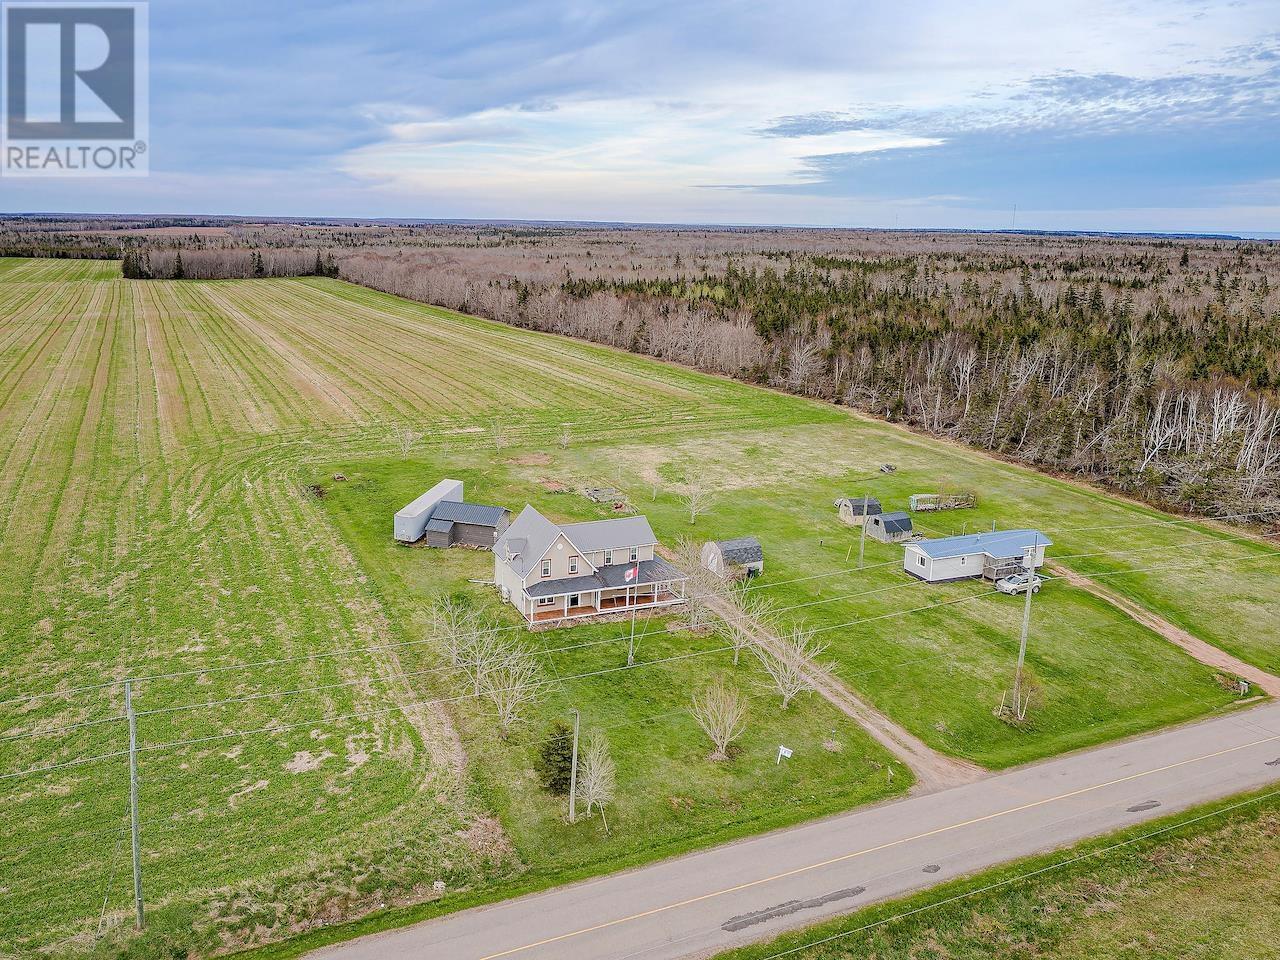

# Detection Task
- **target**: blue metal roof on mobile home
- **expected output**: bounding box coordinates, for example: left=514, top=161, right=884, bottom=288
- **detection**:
left=912, top=529, right=1052, bottom=561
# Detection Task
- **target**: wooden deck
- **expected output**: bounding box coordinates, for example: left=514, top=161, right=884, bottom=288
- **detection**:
left=532, top=591, right=680, bottom=623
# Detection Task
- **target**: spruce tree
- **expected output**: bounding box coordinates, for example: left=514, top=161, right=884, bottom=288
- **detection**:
left=535, top=720, right=574, bottom=795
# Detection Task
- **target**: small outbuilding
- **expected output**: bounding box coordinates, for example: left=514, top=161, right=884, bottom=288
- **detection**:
left=834, top=496, right=883, bottom=526
left=865, top=511, right=914, bottom=544
left=394, top=479, right=510, bottom=548
left=701, top=536, right=764, bottom=579
left=904, top=529, right=1052, bottom=583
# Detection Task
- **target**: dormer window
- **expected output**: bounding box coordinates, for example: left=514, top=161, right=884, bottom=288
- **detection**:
left=541, top=559, right=551, bottom=578
left=604, top=550, right=613, bottom=565
left=568, top=555, right=579, bottom=574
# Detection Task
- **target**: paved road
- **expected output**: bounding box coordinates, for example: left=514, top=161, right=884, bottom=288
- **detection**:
left=312, top=703, right=1280, bottom=960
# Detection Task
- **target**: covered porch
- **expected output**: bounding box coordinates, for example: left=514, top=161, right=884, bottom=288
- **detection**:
left=529, top=581, right=685, bottom=623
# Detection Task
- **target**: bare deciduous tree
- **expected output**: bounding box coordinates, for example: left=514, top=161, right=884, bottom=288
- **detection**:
left=721, top=582, right=774, bottom=665
left=754, top=625, right=827, bottom=709
left=492, top=419, right=510, bottom=451
left=681, top=475, right=716, bottom=525
left=691, top=678, right=747, bottom=761
left=481, top=647, right=543, bottom=737
left=393, top=424, right=423, bottom=459
left=576, top=735, right=616, bottom=832
left=672, top=536, right=724, bottom=632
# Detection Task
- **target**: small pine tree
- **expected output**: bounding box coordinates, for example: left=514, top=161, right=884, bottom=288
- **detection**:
left=535, top=719, right=574, bottom=795
left=253, top=250, right=266, bottom=278
left=173, top=250, right=185, bottom=280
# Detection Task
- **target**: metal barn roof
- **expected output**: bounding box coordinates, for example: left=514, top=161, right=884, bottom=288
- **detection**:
left=912, top=529, right=1052, bottom=561
left=431, top=500, right=509, bottom=526
left=425, top=518, right=454, bottom=533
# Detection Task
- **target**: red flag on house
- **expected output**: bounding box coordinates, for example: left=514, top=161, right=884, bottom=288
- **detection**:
left=625, top=563, right=639, bottom=583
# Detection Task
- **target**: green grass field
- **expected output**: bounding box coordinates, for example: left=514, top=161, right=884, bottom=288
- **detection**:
left=711, top=789, right=1280, bottom=960
left=0, top=259, right=1275, bottom=956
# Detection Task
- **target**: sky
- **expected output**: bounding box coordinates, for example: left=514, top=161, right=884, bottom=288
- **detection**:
left=4, top=0, right=1280, bottom=233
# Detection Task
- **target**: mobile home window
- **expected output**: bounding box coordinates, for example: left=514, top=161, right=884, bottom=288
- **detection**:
left=541, top=559, right=551, bottom=578
left=917, top=554, right=925, bottom=567
left=568, top=555, right=579, bottom=574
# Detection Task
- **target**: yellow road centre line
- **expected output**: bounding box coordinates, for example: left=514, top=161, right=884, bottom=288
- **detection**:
left=474, top=731, right=1280, bottom=960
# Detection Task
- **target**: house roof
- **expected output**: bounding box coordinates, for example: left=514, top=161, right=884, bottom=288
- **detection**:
left=877, top=511, right=913, bottom=533
left=835, top=496, right=882, bottom=514
left=494, top=506, right=563, bottom=578
left=431, top=500, right=509, bottom=526
left=524, top=556, right=688, bottom=598
left=495, top=507, right=660, bottom=578
left=715, top=536, right=763, bottom=564
left=912, top=529, right=1052, bottom=561
left=560, top=515, right=657, bottom=554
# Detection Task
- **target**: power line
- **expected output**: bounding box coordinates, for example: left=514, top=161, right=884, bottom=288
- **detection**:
left=5, top=546, right=1278, bottom=779
left=6, top=506, right=1274, bottom=716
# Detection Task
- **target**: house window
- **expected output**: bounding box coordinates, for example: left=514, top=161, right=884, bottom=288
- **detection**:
left=629, top=546, right=638, bottom=562
left=541, top=559, right=551, bottom=578
left=536, top=596, right=557, bottom=607
left=917, top=554, right=925, bottom=568
left=568, top=555, right=579, bottom=574
left=604, top=550, right=613, bottom=565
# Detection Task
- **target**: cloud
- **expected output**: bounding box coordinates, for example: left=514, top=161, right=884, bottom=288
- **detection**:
left=757, top=112, right=870, bottom=138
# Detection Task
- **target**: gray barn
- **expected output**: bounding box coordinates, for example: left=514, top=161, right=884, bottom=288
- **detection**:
left=422, top=501, right=511, bottom=549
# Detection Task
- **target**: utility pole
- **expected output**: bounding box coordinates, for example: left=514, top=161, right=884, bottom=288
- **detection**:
left=1011, top=544, right=1036, bottom=721
left=125, top=680, right=144, bottom=931
left=627, top=607, right=636, bottom=667
left=858, top=493, right=869, bottom=569
left=567, top=708, right=580, bottom=824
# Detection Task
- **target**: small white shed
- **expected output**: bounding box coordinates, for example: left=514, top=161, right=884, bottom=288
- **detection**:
left=394, top=479, right=464, bottom=543
left=701, top=537, right=764, bottom=579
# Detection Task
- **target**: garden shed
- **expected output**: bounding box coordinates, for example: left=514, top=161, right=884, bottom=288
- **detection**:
left=701, top=536, right=764, bottom=579
left=834, top=496, right=883, bottom=526
left=865, top=511, right=914, bottom=544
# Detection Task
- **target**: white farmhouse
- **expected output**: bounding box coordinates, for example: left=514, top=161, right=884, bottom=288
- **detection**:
left=904, top=529, right=1052, bottom=583
left=495, top=506, right=688, bottom=623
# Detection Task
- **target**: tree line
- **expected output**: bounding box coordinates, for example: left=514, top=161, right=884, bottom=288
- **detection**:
left=8, top=217, right=1278, bottom=525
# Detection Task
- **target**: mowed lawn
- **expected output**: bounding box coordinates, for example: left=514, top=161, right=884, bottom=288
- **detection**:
left=0, top=260, right=1274, bottom=954
left=315, top=456, right=909, bottom=878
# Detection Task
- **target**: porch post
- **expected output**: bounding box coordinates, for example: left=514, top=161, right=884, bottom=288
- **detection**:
left=563, top=594, right=569, bottom=616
